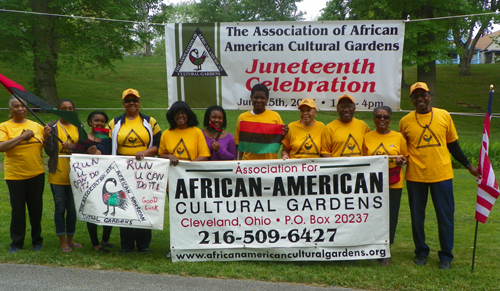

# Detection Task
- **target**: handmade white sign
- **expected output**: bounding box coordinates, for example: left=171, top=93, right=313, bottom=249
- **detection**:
left=70, top=154, right=169, bottom=230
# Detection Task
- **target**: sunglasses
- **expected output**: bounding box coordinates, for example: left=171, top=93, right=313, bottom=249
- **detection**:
left=410, top=92, right=428, bottom=99
left=123, top=98, right=140, bottom=104
left=375, top=115, right=391, bottom=120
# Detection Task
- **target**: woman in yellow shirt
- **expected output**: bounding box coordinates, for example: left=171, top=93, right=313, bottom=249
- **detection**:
left=0, top=96, right=47, bottom=253
left=282, top=98, right=324, bottom=159
left=44, top=99, right=82, bottom=253
left=158, top=101, right=210, bottom=165
left=363, top=106, right=408, bottom=266
left=97, top=88, right=162, bottom=254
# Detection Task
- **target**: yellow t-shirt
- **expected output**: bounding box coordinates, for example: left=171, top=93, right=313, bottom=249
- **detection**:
left=363, top=130, right=408, bottom=189
left=282, top=120, right=325, bottom=159
left=0, top=119, right=45, bottom=180
left=235, top=110, right=283, bottom=160
left=113, top=116, right=151, bottom=156
left=399, top=108, right=458, bottom=183
left=49, top=122, right=79, bottom=185
left=158, top=127, right=210, bottom=160
left=321, top=118, right=370, bottom=157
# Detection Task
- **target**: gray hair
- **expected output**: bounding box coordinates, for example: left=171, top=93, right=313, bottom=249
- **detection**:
left=9, top=95, right=26, bottom=108
left=372, top=105, right=392, bottom=118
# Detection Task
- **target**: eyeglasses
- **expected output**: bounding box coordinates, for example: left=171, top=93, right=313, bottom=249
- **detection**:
left=123, top=98, right=140, bottom=104
left=411, top=92, right=428, bottom=100
left=337, top=104, right=355, bottom=110
left=375, top=115, right=391, bottom=120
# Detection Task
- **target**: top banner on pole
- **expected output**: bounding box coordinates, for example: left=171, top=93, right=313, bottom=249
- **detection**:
left=166, top=20, right=405, bottom=111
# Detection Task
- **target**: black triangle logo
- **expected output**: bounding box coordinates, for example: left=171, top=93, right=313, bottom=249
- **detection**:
left=77, top=161, right=153, bottom=228
left=122, top=129, right=146, bottom=148
left=172, top=27, right=228, bottom=77
left=416, top=127, right=441, bottom=148
left=296, top=134, right=320, bottom=156
left=370, top=142, right=390, bottom=156
left=340, top=133, right=362, bottom=156
left=19, top=129, right=41, bottom=145
left=173, top=138, right=192, bottom=161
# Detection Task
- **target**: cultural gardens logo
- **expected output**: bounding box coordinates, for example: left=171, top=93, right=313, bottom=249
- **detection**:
left=172, top=28, right=228, bottom=77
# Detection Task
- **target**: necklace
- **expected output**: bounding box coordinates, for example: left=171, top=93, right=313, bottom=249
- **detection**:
left=415, top=109, right=433, bottom=128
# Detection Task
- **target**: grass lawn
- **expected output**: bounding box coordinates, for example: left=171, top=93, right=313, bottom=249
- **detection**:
left=0, top=57, right=499, bottom=290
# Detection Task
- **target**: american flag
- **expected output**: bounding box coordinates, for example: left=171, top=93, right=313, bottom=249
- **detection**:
left=475, top=86, right=499, bottom=223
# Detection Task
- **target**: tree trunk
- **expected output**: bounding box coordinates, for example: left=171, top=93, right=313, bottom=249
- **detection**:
left=417, top=61, right=437, bottom=107
left=142, top=1, right=152, bottom=57
left=30, top=0, right=60, bottom=106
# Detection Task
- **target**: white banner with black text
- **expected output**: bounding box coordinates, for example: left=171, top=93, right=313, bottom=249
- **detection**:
left=169, top=156, right=389, bottom=262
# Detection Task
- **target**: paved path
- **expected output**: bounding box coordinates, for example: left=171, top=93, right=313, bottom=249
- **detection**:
left=0, top=263, right=358, bottom=291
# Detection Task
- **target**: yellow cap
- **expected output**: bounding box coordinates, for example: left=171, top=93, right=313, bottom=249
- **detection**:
left=298, top=98, right=317, bottom=109
left=122, top=88, right=141, bottom=100
left=338, top=94, right=355, bottom=103
left=410, top=82, right=430, bottom=94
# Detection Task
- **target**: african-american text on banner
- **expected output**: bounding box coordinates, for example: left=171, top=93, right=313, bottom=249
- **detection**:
left=475, top=87, right=499, bottom=223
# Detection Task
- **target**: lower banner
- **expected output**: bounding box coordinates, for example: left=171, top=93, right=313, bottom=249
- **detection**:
left=70, top=154, right=169, bottom=230
left=169, top=156, right=389, bottom=262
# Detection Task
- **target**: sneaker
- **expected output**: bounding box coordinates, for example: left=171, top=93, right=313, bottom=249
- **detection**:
left=414, top=256, right=427, bottom=266
left=8, top=247, right=19, bottom=254
left=166, top=251, right=171, bottom=258
left=139, top=248, right=151, bottom=254
left=33, top=245, right=43, bottom=251
left=120, top=248, right=132, bottom=254
left=380, top=258, right=391, bottom=266
left=439, top=260, right=451, bottom=270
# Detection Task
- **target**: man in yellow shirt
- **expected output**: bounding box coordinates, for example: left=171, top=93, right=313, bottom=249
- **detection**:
left=320, top=94, right=370, bottom=157
left=235, top=84, right=288, bottom=160
left=399, top=82, right=478, bottom=270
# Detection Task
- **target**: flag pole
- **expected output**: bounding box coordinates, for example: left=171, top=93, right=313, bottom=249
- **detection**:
left=471, top=220, right=478, bottom=273
left=12, top=92, right=64, bottom=144
left=472, top=84, right=499, bottom=271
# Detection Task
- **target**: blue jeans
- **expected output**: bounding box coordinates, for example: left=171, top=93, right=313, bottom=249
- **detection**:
left=50, top=184, right=77, bottom=236
left=407, top=179, right=454, bottom=262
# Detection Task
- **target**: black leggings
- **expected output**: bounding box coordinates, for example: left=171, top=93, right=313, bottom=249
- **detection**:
left=86, top=222, right=113, bottom=247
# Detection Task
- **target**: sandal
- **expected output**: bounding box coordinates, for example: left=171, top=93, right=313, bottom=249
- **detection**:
left=61, top=247, right=72, bottom=253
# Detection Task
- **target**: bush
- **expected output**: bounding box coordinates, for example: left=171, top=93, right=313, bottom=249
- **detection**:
left=452, top=141, right=500, bottom=169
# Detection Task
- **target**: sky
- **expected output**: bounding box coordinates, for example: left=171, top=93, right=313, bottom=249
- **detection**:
left=164, top=0, right=329, bottom=21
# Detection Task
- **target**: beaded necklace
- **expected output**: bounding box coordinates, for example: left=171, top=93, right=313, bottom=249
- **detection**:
left=415, top=108, right=433, bottom=128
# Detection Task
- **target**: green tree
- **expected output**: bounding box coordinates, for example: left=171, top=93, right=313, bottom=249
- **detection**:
left=188, top=0, right=304, bottom=23
left=449, top=0, right=500, bottom=76
left=319, top=0, right=469, bottom=104
left=0, top=0, right=140, bottom=105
